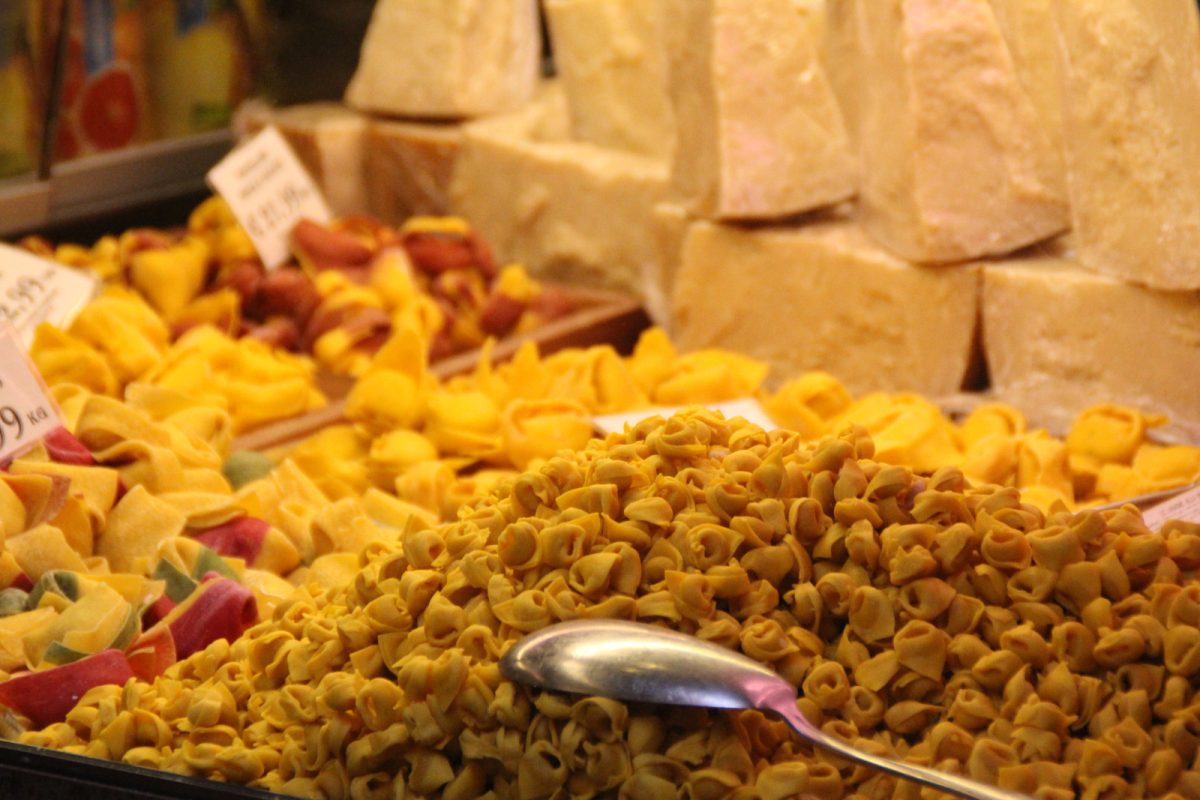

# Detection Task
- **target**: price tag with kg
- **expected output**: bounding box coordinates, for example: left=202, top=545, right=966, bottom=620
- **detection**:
left=0, top=323, right=65, bottom=464
left=0, top=243, right=101, bottom=348
left=206, top=125, right=333, bottom=270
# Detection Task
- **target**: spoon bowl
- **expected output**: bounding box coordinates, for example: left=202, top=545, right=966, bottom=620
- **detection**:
left=501, top=619, right=1028, bottom=800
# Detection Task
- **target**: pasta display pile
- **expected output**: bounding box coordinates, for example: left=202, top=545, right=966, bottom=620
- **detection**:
left=31, top=291, right=327, bottom=433
left=0, top=384, right=299, bottom=710
left=2, top=324, right=1196, bottom=732
left=12, top=411, right=1200, bottom=799
left=20, top=198, right=573, bottom=430
left=301, top=327, right=1200, bottom=517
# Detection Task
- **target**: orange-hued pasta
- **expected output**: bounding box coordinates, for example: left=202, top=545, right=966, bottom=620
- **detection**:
left=5, top=410, right=1199, bottom=799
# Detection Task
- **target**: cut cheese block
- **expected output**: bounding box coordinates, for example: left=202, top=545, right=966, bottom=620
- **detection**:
left=236, top=102, right=368, bottom=217
left=364, top=81, right=568, bottom=225
left=344, top=0, right=540, bottom=119
left=670, top=214, right=980, bottom=396
left=543, top=0, right=674, bottom=159
left=982, top=247, right=1200, bottom=441
left=988, top=0, right=1064, bottom=161
left=857, top=0, right=1068, bottom=263
left=1054, top=0, right=1200, bottom=290
left=646, top=202, right=692, bottom=328
left=822, top=0, right=861, bottom=149
left=452, top=113, right=668, bottom=295
left=365, top=120, right=464, bottom=225
left=660, top=0, right=855, bottom=220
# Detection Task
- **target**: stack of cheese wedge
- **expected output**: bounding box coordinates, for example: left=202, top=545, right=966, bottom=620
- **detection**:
left=238, top=0, right=544, bottom=221
left=648, top=0, right=1198, bottom=442
left=662, top=0, right=1200, bottom=443
left=240, top=0, right=1200, bottom=441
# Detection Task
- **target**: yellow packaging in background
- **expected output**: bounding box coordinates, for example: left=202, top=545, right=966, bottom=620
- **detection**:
left=145, top=0, right=252, bottom=138
left=0, top=5, right=41, bottom=178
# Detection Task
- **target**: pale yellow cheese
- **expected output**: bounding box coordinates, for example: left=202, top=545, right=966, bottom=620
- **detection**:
left=982, top=246, right=1200, bottom=442
left=452, top=111, right=668, bottom=295
left=988, top=0, right=1064, bottom=161
left=1054, top=0, right=1200, bottom=290
left=670, top=214, right=981, bottom=396
left=365, top=120, right=464, bottom=225
left=344, top=0, right=540, bottom=119
left=822, top=0, right=861, bottom=149
left=543, top=0, right=675, bottom=159
left=237, top=102, right=368, bottom=217
left=857, top=0, right=1068, bottom=264
left=646, top=202, right=692, bottom=328
left=660, top=0, right=855, bottom=220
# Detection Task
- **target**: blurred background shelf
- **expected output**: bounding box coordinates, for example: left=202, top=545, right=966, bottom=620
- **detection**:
left=0, top=130, right=233, bottom=241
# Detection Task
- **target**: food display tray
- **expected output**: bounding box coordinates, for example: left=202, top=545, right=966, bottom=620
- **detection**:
left=0, top=740, right=281, bottom=800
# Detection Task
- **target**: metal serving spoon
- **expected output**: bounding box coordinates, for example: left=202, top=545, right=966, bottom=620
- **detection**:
left=501, top=619, right=1027, bottom=800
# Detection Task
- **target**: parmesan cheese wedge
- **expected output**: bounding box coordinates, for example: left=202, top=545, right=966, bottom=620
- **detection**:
left=345, top=0, right=540, bottom=119
left=452, top=104, right=668, bottom=296
left=857, top=0, right=1068, bottom=263
left=659, top=0, right=856, bottom=221
left=982, top=242, right=1200, bottom=441
left=365, top=120, right=464, bottom=225
left=544, top=0, right=675, bottom=159
left=1054, top=0, right=1200, bottom=290
left=670, top=213, right=981, bottom=397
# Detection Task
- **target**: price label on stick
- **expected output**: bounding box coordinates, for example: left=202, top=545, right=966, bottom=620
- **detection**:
left=0, top=244, right=101, bottom=348
left=206, top=125, right=332, bottom=269
left=0, top=324, right=65, bottom=463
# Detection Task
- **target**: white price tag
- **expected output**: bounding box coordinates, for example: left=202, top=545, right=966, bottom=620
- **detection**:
left=206, top=125, right=332, bottom=269
left=0, top=244, right=100, bottom=348
left=0, top=324, right=65, bottom=463
left=1143, top=484, right=1200, bottom=530
left=594, top=398, right=777, bottom=435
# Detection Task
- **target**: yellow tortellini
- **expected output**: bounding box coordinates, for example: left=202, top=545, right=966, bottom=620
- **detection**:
left=142, top=326, right=326, bottom=434
left=15, top=411, right=1200, bottom=800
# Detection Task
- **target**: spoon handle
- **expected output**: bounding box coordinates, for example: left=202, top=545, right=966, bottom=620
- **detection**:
left=770, top=698, right=1027, bottom=800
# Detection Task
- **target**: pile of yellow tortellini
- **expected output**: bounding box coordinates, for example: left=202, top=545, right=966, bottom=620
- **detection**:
left=287, top=326, right=1200, bottom=529
left=23, top=199, right=566, bottom=434
left=6, top=320, right=1198, bottom=693
left=17, top=411, right=1200, bottom=799
left=29, top=288, right=327, bottom=434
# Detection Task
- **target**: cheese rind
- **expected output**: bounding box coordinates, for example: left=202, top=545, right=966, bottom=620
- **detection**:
left=670, top=216, right=980, bottom=396
left=365, top=120, right=464, bottom=225
left=857, top=0, right=1068, bottom=263
left=660, top=0, right=855, bottom=221
left=452, top=112, right=668, bottom=295
left=982, top=250, right=1200, bottom=441
left=344, top=0, right=539, bottom=119
left=237, top=102, right=368, bottom=217
left=1053, top=0, right=1200, bottom=290
left=544, top=0, right=674, bottom=159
